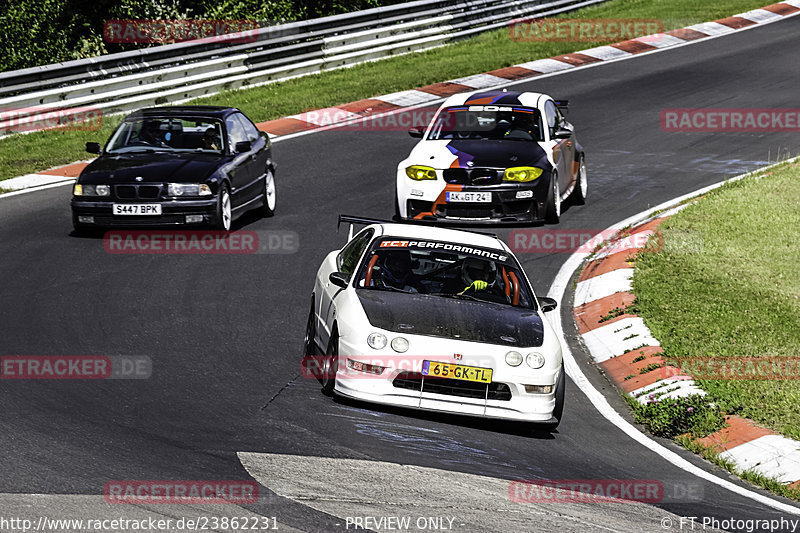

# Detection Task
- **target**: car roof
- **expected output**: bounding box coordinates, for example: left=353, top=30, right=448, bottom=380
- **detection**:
left=366, top=222, right=508, bottom=252
left=441, top=90, right=548, bottom=108
left=127, top=106, right=240, bottom=119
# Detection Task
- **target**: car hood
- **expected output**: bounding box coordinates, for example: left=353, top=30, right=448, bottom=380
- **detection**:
left=357, top=290, right=544, bottom=347
left=407, top=140, right=550, bottom=170
left=79, top=152, right=226, bottom=184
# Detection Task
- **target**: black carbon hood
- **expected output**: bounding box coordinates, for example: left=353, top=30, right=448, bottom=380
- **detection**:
left=357, top=290, right=544, bottom=347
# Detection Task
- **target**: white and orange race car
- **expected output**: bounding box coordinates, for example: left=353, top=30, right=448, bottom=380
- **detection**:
left=395, top=90, right=586, bottom=224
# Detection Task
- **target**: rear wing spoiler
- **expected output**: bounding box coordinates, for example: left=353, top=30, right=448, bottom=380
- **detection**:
left=337, top=214, right=497, bottom=240
left=553, top=99, right=569, bottom=113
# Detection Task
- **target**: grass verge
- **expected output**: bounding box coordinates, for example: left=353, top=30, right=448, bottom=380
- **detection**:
left=0, top=0, right=774, bottom=183
left=633, top=160, right=800, bottom=441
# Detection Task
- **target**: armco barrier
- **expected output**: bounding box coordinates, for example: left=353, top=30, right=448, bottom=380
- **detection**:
left=0, top=0, right=608, bottom=135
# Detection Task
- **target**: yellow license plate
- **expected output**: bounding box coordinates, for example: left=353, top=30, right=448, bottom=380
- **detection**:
left=422, top=361, right=493, bottom=384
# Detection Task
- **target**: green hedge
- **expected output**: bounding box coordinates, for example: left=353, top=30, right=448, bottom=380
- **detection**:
left=0, top=0, right=402, bottom=72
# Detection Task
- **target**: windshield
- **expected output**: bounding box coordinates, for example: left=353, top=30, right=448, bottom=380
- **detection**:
left=427, top=106, right=544, bottom=142
left=106, top=117, right=224, bottom=154
left=356, top=238, right=535, bottom=308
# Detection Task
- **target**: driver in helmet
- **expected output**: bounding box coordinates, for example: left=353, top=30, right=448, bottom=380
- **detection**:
left=459, top=257, right=497, bottom=294
left=376, top=250, right=423, bottom=293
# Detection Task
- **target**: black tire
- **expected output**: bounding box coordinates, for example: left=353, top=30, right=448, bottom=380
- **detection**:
left=538, top=362, right=566, bottom=432
left=303, top=300, right=316, bottom=357
left=261, top=168, right=276, bottom=218
left=213, top=184, right=232, bottom=231
left=321, top=330, right=339, bottom=395
left=569, top=155, right=587, bottom=206
left=545, top=171, right=561, bottom=224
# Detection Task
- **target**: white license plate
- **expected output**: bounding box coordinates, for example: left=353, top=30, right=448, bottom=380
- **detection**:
left=113, top=204, right=162, bottom=216
left=445, top=192, right=491, bottom=203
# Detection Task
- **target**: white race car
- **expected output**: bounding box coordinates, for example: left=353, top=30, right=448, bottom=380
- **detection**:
left=395, top=90, right=586, bottom=224
left=302, top=216, right=566, bottom=430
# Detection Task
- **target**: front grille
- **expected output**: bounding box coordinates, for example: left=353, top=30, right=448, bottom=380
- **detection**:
left=438, top=205, right=495, bottom=219
left=443, top=168, right=502, bottom=185
left=393, top=371, right=512, bottom=401
left=114, top=184, right=163, bottom=200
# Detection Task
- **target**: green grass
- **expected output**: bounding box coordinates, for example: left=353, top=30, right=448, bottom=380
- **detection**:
left=634, top=161, right=800, bottom=441
left=0, top=0, right=773, bottom=183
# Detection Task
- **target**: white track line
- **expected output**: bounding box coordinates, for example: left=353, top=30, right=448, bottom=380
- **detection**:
left=548, top=157, right=800, bottom=515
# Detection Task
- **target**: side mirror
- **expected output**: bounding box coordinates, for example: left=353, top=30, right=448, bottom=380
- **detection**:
left=235, top=140, right=252, bottom=153
left=552, top=128, right=572, bottom=140
left=86, top=142, right=101, bottom=154
left=408, top=128, right=423, bottom=138
left=329, top=272, right=349, bottom=289
left=539, top=297, right=558, bottom=312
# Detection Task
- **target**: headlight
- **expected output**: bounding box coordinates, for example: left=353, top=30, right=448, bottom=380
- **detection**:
left=526, top=352, right=545, bottom=369
left=505, top=351, right=523, bottom=367
left=367, top=332, right=387, bottom=350
left=405, top=165, right=437, bottom=181
left=73, top=184, right=110, bottom=196
left=391, top=337, right=409, bottom=353
left=167, top=183, right=212, bottom=196
left=502, top=167, right=543, bottom=182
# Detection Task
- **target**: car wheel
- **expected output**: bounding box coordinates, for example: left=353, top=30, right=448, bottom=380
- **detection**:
left=538, top=362, right=565, bottom=432
left=545, top=171, right=561, bottom=224
left=214, top=184, right=232, bottom=231
left=321, top=330, right=339, bottom=395
left=302, top=298, right=316, bottom=357
left=261, top=168, right=276, bottom=218
left=569, top=155, right=587, bottom=206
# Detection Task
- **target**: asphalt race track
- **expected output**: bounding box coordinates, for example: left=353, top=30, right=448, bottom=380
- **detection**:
left=1, top=15, right=799, bottom=532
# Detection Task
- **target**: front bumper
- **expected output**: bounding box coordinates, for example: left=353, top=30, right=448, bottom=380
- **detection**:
left=332, top=348, right=560, bottom=423
left=404, top=183, right=550, bottom=224
left=71, top=198, right=217, bottom=227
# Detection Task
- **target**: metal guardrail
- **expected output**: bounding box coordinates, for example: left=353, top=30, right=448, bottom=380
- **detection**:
left=0, top=0, right=607, bottom=134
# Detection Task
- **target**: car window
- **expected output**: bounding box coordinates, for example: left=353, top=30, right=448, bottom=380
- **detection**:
left=337, top=229, right=374, bottom=277
left=226, top=115, right=248, bottom=152
left=354, top=237, right=535, bottom=308
left=236, top=113, right=260, bottom=142
left=543, top=100, right=558, bottom=135
left=428, top=107, right=543, bottom=142
left=105, top=117, right=224, bottom=153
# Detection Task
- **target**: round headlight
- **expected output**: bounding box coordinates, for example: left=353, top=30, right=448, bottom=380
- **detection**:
left=367, top=332, right=387, bottom=350
left=505, top=351, right=523, bottom=367
left=95, top=184, right=110, bottom=196
left=391, top=337, right=409, bottom=353
left=526, top=352, right=545, bottom=369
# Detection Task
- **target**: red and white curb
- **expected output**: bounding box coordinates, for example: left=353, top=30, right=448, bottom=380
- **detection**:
left=573, top=193, right=800, bottom=487
left=4, top=0, right=800, bottom=194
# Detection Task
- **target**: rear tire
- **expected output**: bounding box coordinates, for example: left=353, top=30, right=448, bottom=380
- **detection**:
left=261, top=169, right=276, bottom=218
left=321, top=331, right=339, bottom=395
left=569, top=155, right=587, bottom=206
left=545, top=171, right=561, bottom=224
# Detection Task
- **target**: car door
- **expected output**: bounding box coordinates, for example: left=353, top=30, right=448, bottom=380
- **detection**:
left=234, top=113, right=269, bottom=206
left=224, top=114, right=257, bottom=210
left=543, top=99, right=574, bottom=195
left=318, top=229, right=374, bottom=348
